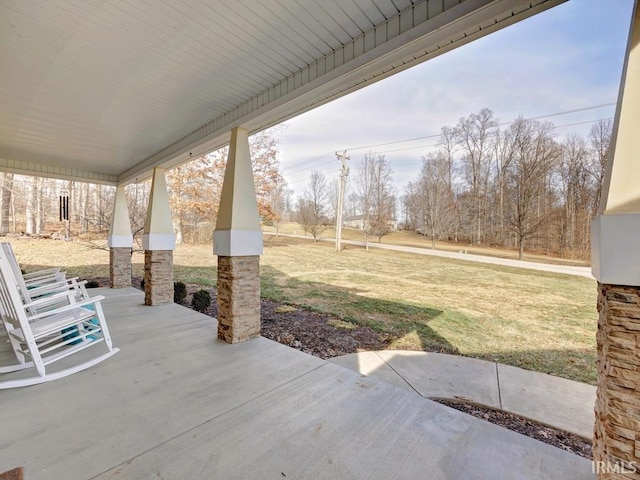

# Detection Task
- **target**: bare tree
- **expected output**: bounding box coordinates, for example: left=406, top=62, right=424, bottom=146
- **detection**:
left=25, top=176, right=38, bottom=234
left=505, top=118, right=558, bottom=259
left=35, top=178, right=43, bottom=234
left=418, top=151, right=457, bottom=248
left=0, top=175, right=122, bottom=241
left=354, top=154, right=374, bottom=249
left=439, top=126, right=460, bottom=241
left=352, top=153, right=395, bottom=246
left=327, top=178, right=340, bottom=222
left=557, top=134, right=591, bottom=257
left=269, top=177, right=291, bottom=236
left=402, top=182, right=420, bottom=231
left=298, top=170, right=329, bottom=242
left=369, top=155, right=395, bottom=242
left=345, top=192, right=359, bottom=218
left=1, top=173, right=14, bottom=234
left=586, top=118, right=613, bottom=216
left=493, top=125, right=516, bottom=245
left=162, top=127, right=285, bottom=244
left=456, top=108, right=497, bottom=244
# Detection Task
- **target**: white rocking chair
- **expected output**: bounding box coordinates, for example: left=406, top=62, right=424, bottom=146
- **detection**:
left=0, top=249, right=119, bottom=389
left=1, top=242, right=66, bottom=288
left=0, top=242, right=89, bottom=313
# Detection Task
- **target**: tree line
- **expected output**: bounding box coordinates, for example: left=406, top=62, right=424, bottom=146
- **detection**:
left=0, top=109, right=611, bottom=260
left=297, top=108, right=610, bottom=260
left=0, top=174, right=114, bottom=238
left=0, top=128, right=294, bottom=246
left=296, top=153, right=396, bottom=249
left=402, top=108, right=610, bottom=259
left=165, top=128, right=292, bottom=244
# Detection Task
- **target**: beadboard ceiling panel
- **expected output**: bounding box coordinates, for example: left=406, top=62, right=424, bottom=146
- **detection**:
left=0, top=0, right=566, bottom=185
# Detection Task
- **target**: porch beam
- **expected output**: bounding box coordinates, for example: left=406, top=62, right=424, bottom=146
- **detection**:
left=0, top=158, right=117, bottom=185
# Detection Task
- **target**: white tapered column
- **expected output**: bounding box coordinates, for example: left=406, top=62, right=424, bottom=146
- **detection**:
left=143, top=167, right=176, bottom=305
left=108, top=185, right=133, bottom=288
left=214, top=127, right=263, bottom=343
left=592, top=3, right=640, bottom=477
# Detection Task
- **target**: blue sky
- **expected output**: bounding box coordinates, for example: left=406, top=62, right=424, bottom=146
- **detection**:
left=277, top=0, right=635, bottom=197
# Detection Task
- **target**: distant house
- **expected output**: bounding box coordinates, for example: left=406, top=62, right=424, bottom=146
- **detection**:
left=343, top=215, right=397, bottom=232
left=343, top=214, right=366, bottom=230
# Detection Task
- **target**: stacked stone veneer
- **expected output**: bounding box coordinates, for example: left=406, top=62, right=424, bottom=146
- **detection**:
left=110, top=247, right=131, bottom=288
left=217, top=255, right=260, bottom=344
left=144, top=250, right=173, bottom=305
left=594, top=283, right=640, bottom=478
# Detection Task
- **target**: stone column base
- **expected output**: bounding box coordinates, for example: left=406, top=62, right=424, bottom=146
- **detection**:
left=217, top=255, right=260, bottom=344
left=594, top=283, right=640, bottom=478
left=144, top=250, right=173, bottom=306
left=109, top=247, right=132, bottom=288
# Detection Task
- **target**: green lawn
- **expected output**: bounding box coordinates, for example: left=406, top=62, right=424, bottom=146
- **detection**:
left=12, top=235, right=598, bottom=384
left=260, top=236, right=597, bottom=384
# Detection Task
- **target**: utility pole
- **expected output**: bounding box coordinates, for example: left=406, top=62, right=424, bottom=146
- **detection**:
left=335, top=151, right=350, bottom=252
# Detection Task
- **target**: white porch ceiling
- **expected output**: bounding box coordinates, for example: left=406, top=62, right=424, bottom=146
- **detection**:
left=0, top=0, right=565, bottom=185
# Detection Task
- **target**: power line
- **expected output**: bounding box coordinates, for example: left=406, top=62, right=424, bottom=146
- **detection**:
left=281, top=152, right=334, bottom=175
left=522, top=103, right=615, bottom=122
left=280, top=102, right=616, bottom=176
left=283, top=115, right=615, bottom=189
left=343, top=103, right=615, bottom=153
left=553, top=117, right=613, bottom=130
left=349, top=142, right=440, bottom=157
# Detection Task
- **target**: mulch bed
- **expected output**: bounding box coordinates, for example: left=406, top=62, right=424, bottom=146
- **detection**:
left=88, top=277, right=593, bottom=459
left=434, top=399, right=592, bottom=459
left=129, top=277, right=387, bottom=358
left=260, top=299, right=388, bottom=358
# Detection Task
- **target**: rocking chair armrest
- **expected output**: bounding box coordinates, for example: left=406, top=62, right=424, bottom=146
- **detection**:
left=23, top=267, right=62, bottom=277
left=24, top=275, right=68, bottom=289
left=23, top=290, right=77, bottom=309
left=27, top=278, right=84, bottom=296
left=23, top=276, right=61, bottom=287
left=66, top=278, right=88, bottom=289
left=26, top=295, right=106, bottom=321
left=23, top=269, right=66, bottom=282
left=69, top=295, right=105, bottom=309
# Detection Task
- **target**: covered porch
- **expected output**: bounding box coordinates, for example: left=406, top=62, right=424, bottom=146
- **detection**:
left=0, top=287, right=591, bottom=479
left=2, top=0, right=640, bottom=478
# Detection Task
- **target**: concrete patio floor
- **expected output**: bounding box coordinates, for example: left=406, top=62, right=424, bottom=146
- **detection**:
left=330, top=351, right=596, bottom=438
left=1, top=288, right=593, bottom=479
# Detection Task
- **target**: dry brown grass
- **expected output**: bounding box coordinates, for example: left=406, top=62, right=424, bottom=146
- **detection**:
left=264, top=222, right=589, bottom=266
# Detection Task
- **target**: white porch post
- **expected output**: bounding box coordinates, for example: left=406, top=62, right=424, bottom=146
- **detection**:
left=108, top=185, right=133, bottom=288
left=143, top=167, right=176, bottom=305
left=213, top=127, right=263, bottom=343
left=592, top=2, right=640, bottom=477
